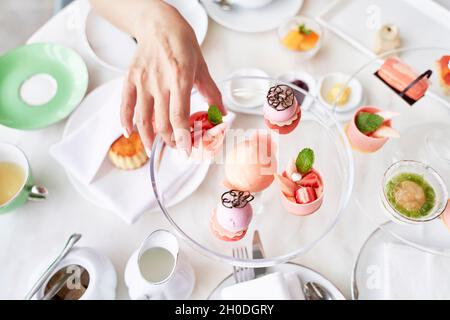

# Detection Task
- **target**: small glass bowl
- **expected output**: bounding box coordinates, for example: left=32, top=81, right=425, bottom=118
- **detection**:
left=277, top=16, right=323, bottom=61
left=381, top=160, right=448, bottom=224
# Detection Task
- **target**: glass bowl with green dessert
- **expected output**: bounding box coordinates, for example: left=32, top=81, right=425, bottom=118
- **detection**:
left=381, top=160, right=448, bottom=224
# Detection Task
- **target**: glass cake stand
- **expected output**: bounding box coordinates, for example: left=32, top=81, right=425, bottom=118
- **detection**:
left=150, top=75, right=354, bottom=267
left=337, top=47, right=450, bottom=257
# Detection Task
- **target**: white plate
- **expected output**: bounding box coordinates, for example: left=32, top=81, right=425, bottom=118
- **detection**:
left=201, top=0, right=304, bottom=33
left=63, top=78, right=211, bottom=213
left=208, top=262, right=345, bottom=300
left=83, top=0, right=209, bottom=72
left=352, top=222, right=450, bottom=300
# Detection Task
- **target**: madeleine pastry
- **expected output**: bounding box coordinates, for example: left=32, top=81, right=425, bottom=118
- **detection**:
left=108, top=132, right=148, bottom=170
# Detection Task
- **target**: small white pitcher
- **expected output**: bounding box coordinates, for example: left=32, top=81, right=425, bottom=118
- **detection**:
left=124, top=230, right=195, bottom=300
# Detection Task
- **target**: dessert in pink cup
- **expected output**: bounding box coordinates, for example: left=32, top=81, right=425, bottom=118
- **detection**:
left=346, top=106, right=400, bottom=153
left=275, top=148, right=324, bottom=216
left=210, top=190, right=254, bottom=242
left=263, top=85, right=301, bottom=135
left=224, top=132, right=277, bottom=193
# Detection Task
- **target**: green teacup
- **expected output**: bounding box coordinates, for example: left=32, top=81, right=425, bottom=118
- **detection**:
left=0, top=142, right=47, bottom=214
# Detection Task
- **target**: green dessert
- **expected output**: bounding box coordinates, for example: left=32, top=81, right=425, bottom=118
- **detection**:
left=385, top=173, right=436, bottom=219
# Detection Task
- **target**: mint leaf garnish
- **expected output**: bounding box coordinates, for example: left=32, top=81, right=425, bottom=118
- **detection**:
left=296, top=148, right=315, bottom=174
left=356, top=112, right=384, bottom=134
left=298, top=24, right=312, bottom=36
left=207, top=105, right=223, bottom=125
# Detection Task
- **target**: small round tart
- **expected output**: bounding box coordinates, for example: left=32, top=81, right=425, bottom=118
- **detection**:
left=108, top=132, right=148, bottom=170
left=264, top=108, right=301, bottom=135
left=385, top=173, right=436, bottom=220
left=210, top=210, right=247, bottom=242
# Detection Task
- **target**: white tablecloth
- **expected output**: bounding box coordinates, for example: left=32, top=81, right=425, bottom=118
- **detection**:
left=0, top=0, right=382, bottom=299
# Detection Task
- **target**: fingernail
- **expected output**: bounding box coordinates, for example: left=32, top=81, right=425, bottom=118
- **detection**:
left=123, top=127, right=130, bottom=139
left=145, top=146, right=152, bottom=157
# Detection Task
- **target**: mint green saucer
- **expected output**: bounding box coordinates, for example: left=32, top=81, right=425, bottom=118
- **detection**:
left=0, top=43, right=88, bottom=130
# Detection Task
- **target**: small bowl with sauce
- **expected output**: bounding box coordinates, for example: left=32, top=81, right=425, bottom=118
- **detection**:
left=278, top=71, right=317, bottom=111
left=381, top=160, right=448, bottom=224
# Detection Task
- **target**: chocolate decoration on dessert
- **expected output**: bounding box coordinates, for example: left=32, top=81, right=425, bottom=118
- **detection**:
left=221, top=190, right=255, bottom=209
left=267, top=85, right=295, bottom=111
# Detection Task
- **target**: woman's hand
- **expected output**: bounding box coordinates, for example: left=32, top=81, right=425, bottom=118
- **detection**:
left=90, top=0, right=226, bottom=156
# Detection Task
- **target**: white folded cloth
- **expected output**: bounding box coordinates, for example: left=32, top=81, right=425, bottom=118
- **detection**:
left=50, top=84, right=202, bottom=224
left=383, top=242, right=450, bottom=299
left=221, top=272, right=305, bottom=300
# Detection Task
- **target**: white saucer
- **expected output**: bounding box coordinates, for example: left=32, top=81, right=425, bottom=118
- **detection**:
left=201, top=0, right=304, bottom=33
left=208, top=262, right=345, bottom=300
left=83, top=0, right=208, bottom=72
left=63, top=78, right=210, bottom=214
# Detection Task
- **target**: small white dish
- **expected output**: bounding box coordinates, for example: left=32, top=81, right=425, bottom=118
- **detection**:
left=230, top=0, right=274, bottom=9
left=224, top=68, right=270, bottom=115
left=201, top=0, right=304, bottom=33
left=208, top=262, right=345, bottom=300
left=318, top=73, right=363, bottom=114
left=277, top=70, right=317, bottom=110
left=278, top=16, right=323, bottom=61
left=83, top=0, right=208, bottom=72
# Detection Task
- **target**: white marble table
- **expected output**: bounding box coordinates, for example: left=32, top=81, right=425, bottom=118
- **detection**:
left=0, top=0, right=386, bottom=299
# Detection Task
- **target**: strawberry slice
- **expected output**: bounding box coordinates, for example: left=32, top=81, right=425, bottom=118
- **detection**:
left=275, top=174, right=297, bottom=197
left=189, top=111, right=215, bottom=147
left=295, top=187, right=317, bottom=204
left=299, top=172, right=320, bottom=188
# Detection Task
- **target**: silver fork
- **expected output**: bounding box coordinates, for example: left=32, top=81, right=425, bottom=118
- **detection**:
left=232, top=247, right=255, bottom=283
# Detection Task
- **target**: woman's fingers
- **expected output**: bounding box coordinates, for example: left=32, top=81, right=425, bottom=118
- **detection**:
left=120, top=76, right=137, bottom=138
left=195, top=63, right=227, bottom=115
left=154, top=90, right=174, bottom=148
left=170, top=77, right=193, bottom=156
left=135, top=82, right=155, bottom=156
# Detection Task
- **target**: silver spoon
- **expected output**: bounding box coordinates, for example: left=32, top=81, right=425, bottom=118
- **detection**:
left=213, top=0, right=232, bottom=11
left=25, top=233, right=82, bottom=300
left=303, top=282, right=333, bottom=300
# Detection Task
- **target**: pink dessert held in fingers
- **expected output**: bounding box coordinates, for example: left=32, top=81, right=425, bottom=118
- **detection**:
left=275, top=148, right=324, bottom=216
left=210, top=190, right=254, bottom=242
left=346, top=106, right=400, bottom=153
left=263, top=85, right=301, bottom=135
left=376, top=57, right=431, bottom=105
left=190, top=105, right=227, bottom=160
left=224, top=132, right=277, bottom=193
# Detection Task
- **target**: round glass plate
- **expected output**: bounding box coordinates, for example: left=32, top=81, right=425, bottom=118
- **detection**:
left=208, top=262, right=345, bottom=300
left=150, top=76, right=354, bottom=267
left=352, top=221, right=450, bottom=300
left=343, top=47, right=450, bottom=257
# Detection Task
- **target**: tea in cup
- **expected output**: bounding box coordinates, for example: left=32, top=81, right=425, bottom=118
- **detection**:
left=0, top=142, right=47, bottom=214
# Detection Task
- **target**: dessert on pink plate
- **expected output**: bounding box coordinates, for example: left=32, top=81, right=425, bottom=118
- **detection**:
left=210, top=190, right=254, bottom=242
left=275, top=148, right=324, bottom=216
left=190, top=105, right=227, bottom=160
left=263, top=85, right=301, bottom=135
left=376, top=57, right=432, bottom=105
left=346, top=106, right=400, bottom=153
left=224, top=132, right=277, bottom=193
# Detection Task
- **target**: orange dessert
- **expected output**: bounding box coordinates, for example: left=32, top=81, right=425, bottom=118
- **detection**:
left=108, top=132, right=148, bottom=170
left=437, top=55, right=450, bottom=96
left=282, top=24, right=320, bottom=52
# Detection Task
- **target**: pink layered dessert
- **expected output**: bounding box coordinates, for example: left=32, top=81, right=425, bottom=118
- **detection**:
left=210, top=190, right=254, bottom=242
left=224, top=133, right=277, bottom=193
left=346, top=106, right=400, bottom=153
left=377, top=57, right=431, bottom=103
left=263, top=85, right=301, bottom=135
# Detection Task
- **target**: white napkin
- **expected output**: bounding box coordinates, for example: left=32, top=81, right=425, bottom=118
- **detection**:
left=383, top=242, right=450, bottom=299
left=221, top=272, right=305, bottom=300
left=50, top=86, right=201, bottom=224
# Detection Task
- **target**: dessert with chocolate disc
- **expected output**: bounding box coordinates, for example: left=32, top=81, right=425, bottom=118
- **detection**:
left=210, top=190, right=254, bottom=242
left=263, top=85, right=301, bottom=135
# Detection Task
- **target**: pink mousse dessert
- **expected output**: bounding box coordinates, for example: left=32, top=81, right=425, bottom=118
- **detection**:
left=346, top=106, right=400, bottom=153
left=275, top=148, right=324, bottom=216
left=224, top=132, right=277, bottom=193
left=263, top=85, right=301, bottom=135
left=210, top=190, right=254, bottom=242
